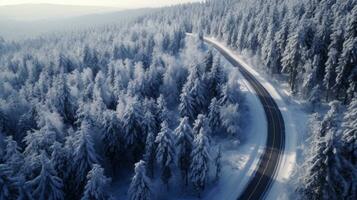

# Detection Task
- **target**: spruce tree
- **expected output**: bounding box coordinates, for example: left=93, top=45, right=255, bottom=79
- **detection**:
left=155, top=121, right=176, bottom=188
left=300, top=130, right=347, bottom=199
left=308, top=85, right=322, bottom=112
left=0, top=164, right=21, bottom=200
left=324, top=17, right=345, bottom=101
left=101, top=110, right=121, bottom=164
left=341, top=99, right=357, bottom=165
left=179, top=85, right=196, bottom=122
left=50, top=142, right=69, bottom=181
left=334, top=6, right=357, bottom=101
left=143, top=131, right=156, bottom=179
left=26, top=152, right=64, bottom=200
left=282, top=30, right=301, bottom=94
left=81, top=164, right=111, bottom=200
left=122, top=99, right=143, bottom=149
left=220, top=104, right=241, bottom=137
left=156, top=94, right=169, bottom=125
left=49, top=72, right=75, bottom=124
left=208, top=56, right=225, bottom=98
left=142, top=110, right=157, bottom=138
left=191, top=77, right=208, bottom=114
left=208, top=98, right=221, bottom=132
left=193, top=114, right=210, bottom=136
left=190, top=128, right=211, bottom=197
left=175, top=117, right=194, bottom=186
left=4, top=136, right=24, bottom=175
left=128, top=160, right=152, bottom=200
left=72, top=119, right=99, bottom=195
left=219, top=83, right=240, bottom=105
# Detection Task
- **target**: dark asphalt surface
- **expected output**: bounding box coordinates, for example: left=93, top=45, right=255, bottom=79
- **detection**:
left=205, top=39, right=286, bottom=200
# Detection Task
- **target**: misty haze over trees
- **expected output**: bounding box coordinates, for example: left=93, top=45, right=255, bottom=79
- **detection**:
left=0, top=0, right=356, bottom=199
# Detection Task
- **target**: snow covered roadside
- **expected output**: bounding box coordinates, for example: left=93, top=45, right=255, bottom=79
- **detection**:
left=202, top=55, right=267, bottom=200
left=205, top=37, right=308, bottom=199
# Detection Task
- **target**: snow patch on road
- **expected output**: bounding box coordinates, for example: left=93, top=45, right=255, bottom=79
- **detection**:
left=205, top=37, right=308, bottom=199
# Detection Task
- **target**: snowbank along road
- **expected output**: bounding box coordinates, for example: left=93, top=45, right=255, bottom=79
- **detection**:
left=204, top=38, right=286, bottom=200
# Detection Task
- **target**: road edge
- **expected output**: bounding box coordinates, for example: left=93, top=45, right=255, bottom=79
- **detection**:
left=204, top=36, right=297, bottom=200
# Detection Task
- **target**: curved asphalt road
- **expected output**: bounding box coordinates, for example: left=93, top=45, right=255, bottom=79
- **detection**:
left=205, top=38, right=286, bottom=200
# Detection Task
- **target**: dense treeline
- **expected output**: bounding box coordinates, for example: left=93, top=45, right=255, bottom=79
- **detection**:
left=139, top=0, right=356, bottom=199
left=145, top=0, right=356, bottom=104
left=0, top=12, right=245, bottom=199
left=301, top=100, right=356, bottom=200
left=1, top=0, right=355, bottom=199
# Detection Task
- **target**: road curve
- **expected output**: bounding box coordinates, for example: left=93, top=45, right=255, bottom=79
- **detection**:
left=205, top=38, right=286, bottom=200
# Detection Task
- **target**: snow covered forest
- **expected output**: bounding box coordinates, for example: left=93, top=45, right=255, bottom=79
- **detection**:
left=0, top=10, right=245, bottom=199
left=143, top=0, right=357, bottom=199
left=0, top=0, right=356, bottom=199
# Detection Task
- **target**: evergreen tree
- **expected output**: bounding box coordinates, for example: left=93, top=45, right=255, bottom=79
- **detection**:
left=101, top=110, right=122, bottom=165
left=340, top=99, right=357, bottom=199
left=26, top=152, right=64, bottom=200
left=142, top=110, right=158, bottom=177
left=122, top=99, right=143, bottom=149
left=142, top=110, right=157, bottom=137
left=174, top=117, right=194, bottom=186
left=282, top=28, right=302, bottom=93
left=16, top=176, right=34, bottom=200
left=143, top=131, right=156, bottom=179
left=0, top=110, right=9, bottom=135
left=203, top=50, right=214, bottom=72
left=4, top=136, right=24, bottom=175
left=334, top=6, right=357, bottom=102
left=50, top=142, right=69, bottom=181
left=47, top=72, right=75, bottom=124
left=263, top=39, right=280, bottom=74
left=17, top=106, right=38, bottom=143
left=90, top=95, right=107, bottom=127
left=219, top=83, right=240, bottom=105
left=81, top=164, right=111, bottom=200
left=179, top=84, right=196, bottom=122
left=308, top=84, right=322, bottom=112
left=0, top=164, right=21, bottom=200
left=128, top=160, right=152, bottom=200
left=320, top=101, right=341, bottom=137
left=275, top=14, right=290, bottom=73
left=191, top=76, right=208, bottom=114
left=208, top=56, right=225, bottom=98
left=236, top=15, right=249, bottom=50
left=190, top=128, right=211, bottom=197
left=341, top=99, right=357, bottom=165
left=324, top=17, right=345, bottom=101
left=75, top=100, right=93, bottom=125
left=22, top=132, right=43, bottom=179
left=299, top=130, right=347, bottom=199
left=312, top=9, right=333, bottom=83
left=72, top=119, right=99, bottom=195
left=156, top=94, right=169, bottom=125
left=155, top=121, right=176, bottom=188
left=182, top=65, right=207, bottom=117
left=24, top=115, right=64, bottom=156
left=193, top=114, right=211, bottom=136
left=220, top=104, right=241, bottom=137
left=299, top=101, right=349, bottom=199
left=208, top=98, right=221, bottom=132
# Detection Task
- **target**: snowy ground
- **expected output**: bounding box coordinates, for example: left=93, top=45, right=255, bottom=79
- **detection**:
left=205, top=37, right=309, bottom=199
